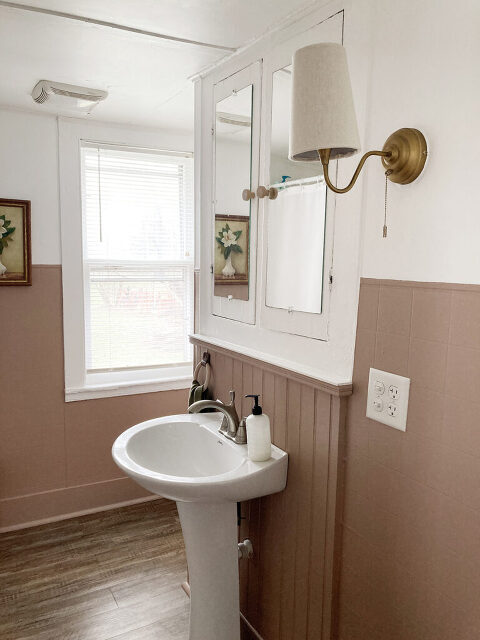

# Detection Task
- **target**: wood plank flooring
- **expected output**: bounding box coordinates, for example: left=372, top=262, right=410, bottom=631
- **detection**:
left=0, top=499, right=189, bottom=640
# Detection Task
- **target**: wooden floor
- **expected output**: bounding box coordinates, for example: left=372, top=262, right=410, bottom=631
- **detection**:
left=0, top=499, right=190, bottom=640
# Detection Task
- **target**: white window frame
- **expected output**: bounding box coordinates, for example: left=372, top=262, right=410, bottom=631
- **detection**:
left=58, top=118, right=194, bottom=401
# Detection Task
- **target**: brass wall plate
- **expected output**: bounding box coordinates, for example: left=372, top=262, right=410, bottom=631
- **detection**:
left=382, top=128, right=427, bottom=184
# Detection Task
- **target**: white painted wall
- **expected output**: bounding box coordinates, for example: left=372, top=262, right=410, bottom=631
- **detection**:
left=0, top=107, right=193, bottom=266
left=0, top=108, right=61, bottom=264
left=358, top=0, right=480, bottom=284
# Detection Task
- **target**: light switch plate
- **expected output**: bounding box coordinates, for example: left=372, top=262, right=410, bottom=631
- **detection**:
left=366, top=368, right=410, bottom=431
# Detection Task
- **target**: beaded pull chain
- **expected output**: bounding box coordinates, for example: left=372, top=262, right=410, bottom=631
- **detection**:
left=383, top=169, right=393, bottom=238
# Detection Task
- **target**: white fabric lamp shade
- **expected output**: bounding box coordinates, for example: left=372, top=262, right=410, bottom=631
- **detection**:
left=289, top=43, right=361, bottom=162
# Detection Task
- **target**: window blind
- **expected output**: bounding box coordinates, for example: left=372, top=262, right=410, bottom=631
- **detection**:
left=81, top=144, right=194, bottom=373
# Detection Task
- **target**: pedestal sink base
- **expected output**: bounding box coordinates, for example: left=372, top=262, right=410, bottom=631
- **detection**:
left=177, top=501, right=240, bottom=640
left=112, top=414, right=288, bottom=639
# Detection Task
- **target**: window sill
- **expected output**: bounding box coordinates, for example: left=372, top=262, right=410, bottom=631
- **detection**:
left=65, top=374, right=192, bottom=402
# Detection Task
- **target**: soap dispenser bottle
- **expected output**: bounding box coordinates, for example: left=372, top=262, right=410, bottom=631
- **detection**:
left=245, top=394, right=271, bottom=462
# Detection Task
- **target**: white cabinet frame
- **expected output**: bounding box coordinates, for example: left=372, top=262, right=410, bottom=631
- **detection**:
left=257, top=17, right=344, bottom=340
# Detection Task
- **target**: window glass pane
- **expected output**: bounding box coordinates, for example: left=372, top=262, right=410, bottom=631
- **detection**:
left=82, top=146, right=193, bottom=262
left=86, top=265, right=192, bottom=371
left=81, top=144, right=194, bottom=373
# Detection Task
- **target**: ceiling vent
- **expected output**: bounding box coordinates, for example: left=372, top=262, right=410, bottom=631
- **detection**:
left=32, top=80, right=108, bottom=111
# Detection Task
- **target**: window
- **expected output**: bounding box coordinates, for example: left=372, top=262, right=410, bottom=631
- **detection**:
left=66, top=142, right=194, bottom=398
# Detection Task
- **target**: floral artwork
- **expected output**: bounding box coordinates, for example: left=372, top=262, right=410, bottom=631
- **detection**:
left=216, top=222, right=243, bottom=277
left=0, top=214, right=16, bottom=259
left=0, top=199, right=31, bottom=286
left=214, top=215, right=249, bottom=284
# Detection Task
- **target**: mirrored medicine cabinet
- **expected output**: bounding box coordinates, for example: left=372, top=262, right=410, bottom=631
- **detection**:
left=209, top=15, right=343, bottom=338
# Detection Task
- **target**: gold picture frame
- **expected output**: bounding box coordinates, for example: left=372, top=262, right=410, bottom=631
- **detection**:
left=0, top=199, right=32, bottom=286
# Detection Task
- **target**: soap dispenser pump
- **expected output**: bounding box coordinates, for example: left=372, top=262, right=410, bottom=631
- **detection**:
left=245, top=394, right=272, bottom=462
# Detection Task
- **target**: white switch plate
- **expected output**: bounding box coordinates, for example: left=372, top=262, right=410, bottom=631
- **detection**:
left=366, top=368, right=410, bottom=431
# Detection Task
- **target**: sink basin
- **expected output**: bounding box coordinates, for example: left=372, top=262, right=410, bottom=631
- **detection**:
left=112, top=413, right=288, bottom=502
left=112, top=412, right=288, bottom=640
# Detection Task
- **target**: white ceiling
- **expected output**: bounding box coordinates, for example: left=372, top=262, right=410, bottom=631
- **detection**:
left=0, top=0, right=312, bottom=132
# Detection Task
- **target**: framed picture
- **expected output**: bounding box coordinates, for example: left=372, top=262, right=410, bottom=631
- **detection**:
left=0, top=199, right=32, bottom=286
left=214, top=214, right=249, bottom=285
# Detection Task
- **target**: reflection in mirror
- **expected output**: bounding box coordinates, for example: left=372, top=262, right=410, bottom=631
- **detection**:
left=270, top=65, right=321, bottom=185
left=214, top=85, right=253, bottom=301
left=266, top=64, right=327, bottom=315
left=266, top=181, right=326, bottom=314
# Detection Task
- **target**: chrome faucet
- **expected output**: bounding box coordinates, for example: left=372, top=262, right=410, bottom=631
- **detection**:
left=188, top=390, right=247, bottom=444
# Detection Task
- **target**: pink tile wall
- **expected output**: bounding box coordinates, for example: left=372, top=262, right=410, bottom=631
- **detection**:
left=339, top=279, right=480, bottom=640
left=0, top=266, right=188, bottom=529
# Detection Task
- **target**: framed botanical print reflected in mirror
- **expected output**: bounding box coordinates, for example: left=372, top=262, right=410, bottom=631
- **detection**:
left=214, top=214, right=249, bottom=302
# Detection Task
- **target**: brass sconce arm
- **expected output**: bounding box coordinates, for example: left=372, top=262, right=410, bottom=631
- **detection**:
left=319, top=148, right=391, bottom=194
left=317, top=129, right=427, bottom=194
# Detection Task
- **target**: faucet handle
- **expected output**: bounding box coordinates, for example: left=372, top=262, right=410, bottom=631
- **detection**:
left=228, top=390, right=236, bottom=406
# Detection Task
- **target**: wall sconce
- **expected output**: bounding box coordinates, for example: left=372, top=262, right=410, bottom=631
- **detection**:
left=289, top=43, right=427, bottom=193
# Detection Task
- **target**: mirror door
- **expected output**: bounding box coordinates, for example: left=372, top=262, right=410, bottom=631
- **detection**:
left=258, top=17, right=343, bottom=339
left=211, top=62, right=261, bottom=324
left=266, top=63, right=326, bottom=315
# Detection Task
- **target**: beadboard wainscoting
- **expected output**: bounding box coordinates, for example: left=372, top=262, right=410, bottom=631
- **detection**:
left=192, top=337, right=351, bottom=640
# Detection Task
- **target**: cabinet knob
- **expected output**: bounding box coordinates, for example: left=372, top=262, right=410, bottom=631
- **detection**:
left=242, top=189, right=255, bottom=201
left=257, top=185, right=279, bottom=200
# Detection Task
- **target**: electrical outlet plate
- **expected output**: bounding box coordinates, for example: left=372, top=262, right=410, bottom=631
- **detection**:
left=366, top=368, right=410, bottom=431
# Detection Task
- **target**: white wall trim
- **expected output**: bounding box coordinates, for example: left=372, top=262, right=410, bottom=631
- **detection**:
left=0, top=1, right=235, bottom=52
left=0, top=494, right=160, bottom=534
left=66, top=375, right=192, bottom=402
left=190, top=333, right=351, bottom=386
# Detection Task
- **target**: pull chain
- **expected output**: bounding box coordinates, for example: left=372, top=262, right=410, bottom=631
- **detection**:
left=383, top=169, right=393, bottom=238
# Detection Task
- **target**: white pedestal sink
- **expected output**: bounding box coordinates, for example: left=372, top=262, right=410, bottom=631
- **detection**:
left=112, top=413, right=288, bottom=640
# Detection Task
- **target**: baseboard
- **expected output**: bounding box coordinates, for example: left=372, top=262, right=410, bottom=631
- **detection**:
left=181, top=581, right=265, bottom=640
left=0, top=476, right=155, bottom=532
